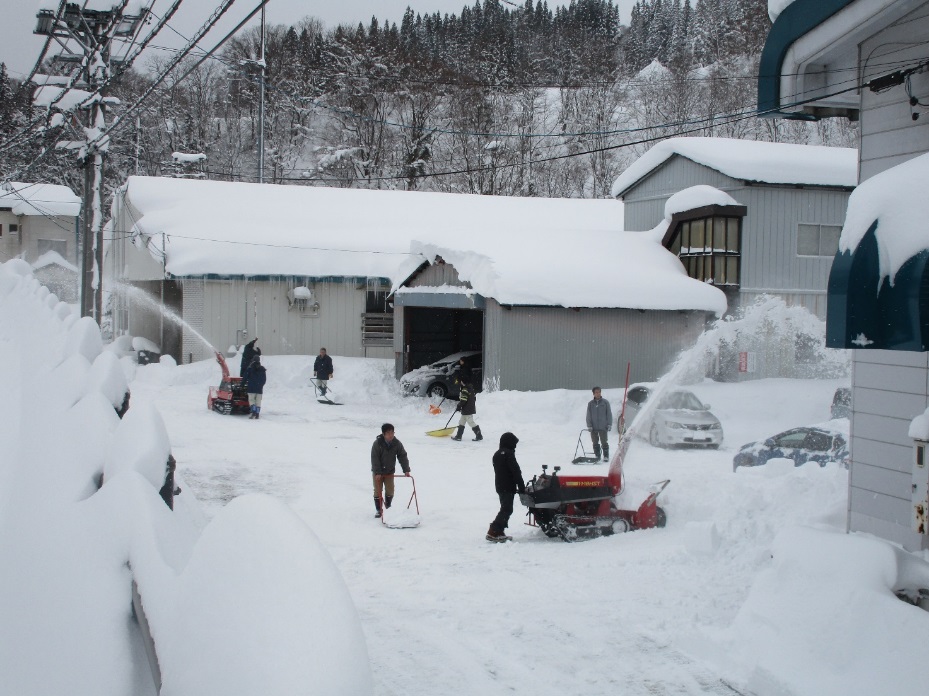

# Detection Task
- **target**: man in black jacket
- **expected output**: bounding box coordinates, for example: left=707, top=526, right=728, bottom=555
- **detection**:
left=370, top=423, right=411, bottom=518
left=313, top=347, right=334, bottom=396
left=487, top=432, right=525, bottom=541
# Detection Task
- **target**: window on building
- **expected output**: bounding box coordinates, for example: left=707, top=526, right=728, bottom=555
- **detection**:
left=673, top=215, right=742, bottom=287
left=36, top=239, right=67, bottom=257
left=9, top=224, right=18, bottom=234
left=797, top=224, right=841, bottom=256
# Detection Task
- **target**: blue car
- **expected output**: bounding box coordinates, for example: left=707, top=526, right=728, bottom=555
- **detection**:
left=733, top=425, right=849, bottom=471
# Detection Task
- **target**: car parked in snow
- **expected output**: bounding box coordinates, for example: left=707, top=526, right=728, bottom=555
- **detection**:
left=624, top=384, right=723, bottom=448
left=732, top=423, right=849, bottom=471
left=831, top=387, right=851, bottom=419
left=399, top=351, right=482, bottom=399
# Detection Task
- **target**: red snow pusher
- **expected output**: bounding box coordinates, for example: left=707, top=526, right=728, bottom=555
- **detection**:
left=207, top=352, right=251, bottom=415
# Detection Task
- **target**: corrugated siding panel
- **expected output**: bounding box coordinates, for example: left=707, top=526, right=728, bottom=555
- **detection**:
left=199, top=278, right=375, bottom=359
left=181, top=279, right=207, bottom=363
left=621, top=158, right=740, bottom=230
left=849, top=349, right=929, bottom=551
left=491, top=306, right=708, bottom=391
left=859, top=4, right=929, bottom=182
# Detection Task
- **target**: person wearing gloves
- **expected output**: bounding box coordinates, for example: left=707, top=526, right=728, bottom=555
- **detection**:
left=240, top=337, right=259, bottom=377
left=586, top=387, right=613, bottom=462
left=451, top=379, right=482, bottom=442
left=370, top=423, right=411, bottom=518
left=486, top=432, right=525, bottom=542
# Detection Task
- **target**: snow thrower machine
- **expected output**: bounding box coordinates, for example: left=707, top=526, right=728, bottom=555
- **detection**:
left=520, top=461, right=667, bottom=542
left=207, top=352, right=251, bottom=415
left=521, top=362, right=669, bottom=542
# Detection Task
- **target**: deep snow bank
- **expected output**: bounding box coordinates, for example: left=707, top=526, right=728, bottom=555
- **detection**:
left=0, top=260, right=371, bottom=695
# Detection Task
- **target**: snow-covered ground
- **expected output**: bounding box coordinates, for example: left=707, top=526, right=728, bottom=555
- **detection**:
left=133, top=353, right=929, bottom=696
left=4, top=258, right=929, bottom=696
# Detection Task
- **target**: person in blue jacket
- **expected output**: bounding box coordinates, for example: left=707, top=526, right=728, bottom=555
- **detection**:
left=245, top=352, right=267, bottom=419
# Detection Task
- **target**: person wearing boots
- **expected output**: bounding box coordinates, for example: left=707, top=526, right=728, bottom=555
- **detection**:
left=586, top=387, right=613, bottom=462
left=451, top=379, right=482, bottom=442
left=245, top=352, right=266, bottom=419
left=487, top=432, right=525, bottom=542
left=313, top=347, right=334, bottom=397
left=240, top=337, right=259, bottom=378
left=370, top=423, right=411, bottom=518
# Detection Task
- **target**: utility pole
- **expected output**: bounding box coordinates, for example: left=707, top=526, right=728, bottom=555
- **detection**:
left=258, top=5, right=266, bottom=183
left=34, top=4, right=148, bottom=324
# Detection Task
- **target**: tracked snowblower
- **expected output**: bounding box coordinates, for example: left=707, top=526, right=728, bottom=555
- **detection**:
left=207, top=352, right=251, bottom=415
left=521, top=363, right=669, bottom=541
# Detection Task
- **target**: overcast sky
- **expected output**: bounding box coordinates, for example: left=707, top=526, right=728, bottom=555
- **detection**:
left=1, top=0, right=637, bottom=80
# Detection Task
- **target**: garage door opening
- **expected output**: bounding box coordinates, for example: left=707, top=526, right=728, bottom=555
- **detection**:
left=404, top=307, right=483, bottom=380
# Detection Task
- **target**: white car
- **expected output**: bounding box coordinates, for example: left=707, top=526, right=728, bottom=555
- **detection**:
left=399, top=351, right=482, bottom=399
left=624, top=384, right=723, bottom=448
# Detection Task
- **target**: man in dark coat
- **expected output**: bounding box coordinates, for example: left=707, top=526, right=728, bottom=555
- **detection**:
left=451, top=379, right=482, bottom=442
left=244, top=354, right=267, bottom=419
left=370, top=423, right=411, bottom=518
left=313, top=347, right=334, bottom=396
left=487, top=432, right=525, bottom=541
left=240, top=337, right=259, bottom=377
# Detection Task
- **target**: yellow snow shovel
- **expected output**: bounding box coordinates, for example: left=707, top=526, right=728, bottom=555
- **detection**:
left=426, top=411, right=457, bottom=437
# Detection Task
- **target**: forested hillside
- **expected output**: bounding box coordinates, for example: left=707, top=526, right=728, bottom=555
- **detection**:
left=0, top=0, right=855, bottom=203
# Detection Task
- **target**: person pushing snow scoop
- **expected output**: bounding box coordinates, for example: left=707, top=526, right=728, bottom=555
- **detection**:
left=370, top=423, right=420, bottom=527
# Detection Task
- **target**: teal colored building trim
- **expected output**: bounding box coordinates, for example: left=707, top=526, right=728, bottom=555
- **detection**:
left=757, top=0, right=856, bottom=119
left=827, top=221, right=929, bottom=350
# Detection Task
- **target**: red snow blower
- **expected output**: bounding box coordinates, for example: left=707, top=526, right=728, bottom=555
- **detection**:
left=207, top=352, right=251, bottom=415
left=521, top=362, right=669, bottom=542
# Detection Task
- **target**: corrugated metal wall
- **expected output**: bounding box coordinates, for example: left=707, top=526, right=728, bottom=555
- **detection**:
left=847, top=5, right=929, bottom=552
left=483, top=299, right=709, bottom=391
left=859, top=3, right=929, bottom=180
left=850, top=349, right=929, bottom=551
left=196, top=278, right=393, bottom=361
left=620, top=156, right=851, bottom=320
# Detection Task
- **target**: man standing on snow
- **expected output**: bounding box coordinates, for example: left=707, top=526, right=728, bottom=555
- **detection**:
left=487, top=432, right=525, bottom=542
left=586, top=387, right=612, bottom=462
left=313, top=347, right=334, bottom=397
left=370, top=423, right=411, bottom=518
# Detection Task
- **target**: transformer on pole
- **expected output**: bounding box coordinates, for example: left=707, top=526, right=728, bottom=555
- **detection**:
left=34, top=3, right=149, bottom=324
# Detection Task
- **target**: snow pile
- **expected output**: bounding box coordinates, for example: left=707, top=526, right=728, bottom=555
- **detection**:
left=0, top=260, right=372, bottom=695
left=838, top=152, right=929, bottom=283
left=703, top=526, right=929, bottom=696
left=664, top=185, right=740, bottom=219
left=611, top=137, right=858, bottom=197
left=0, top=180, right=81, bottom=217
left=404, top=227, right=728, bottom=312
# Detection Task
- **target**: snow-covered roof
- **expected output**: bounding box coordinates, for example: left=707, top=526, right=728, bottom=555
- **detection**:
left=611, top=137, right=858, bottom=197
left=839, top=152, right=929, bottom=283
left=0, top=181, right=81, bottom=217
left=122, top=176, right=725, bottom=314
